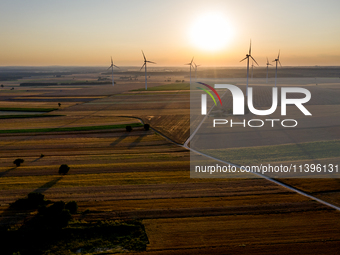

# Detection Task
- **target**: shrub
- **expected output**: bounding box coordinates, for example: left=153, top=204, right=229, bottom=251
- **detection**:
left=58, top=164, right=70, bottom=175
left=11, top=198, right=29, bottom=210
left=27, top=193, right=45, bottom=206
left=82, top=209, right=90, bottom=215
left=58, top=209, right=72, bottom=228
left=13, top=158, right=24, bottom=167
left=126, top=125, right=132, bottom=132
left=48, top=201, right=65, bottom=215
left=11, top=193, right=45, bottom=210
left=38, top=205, right=47, bottom=214
left=39, top=201, right=72, bottom=229
left=40, top=154, right=44, bottom=158
left=143, top=124, right=150, bottom=131
left=65, top=201, right=78, bottom=214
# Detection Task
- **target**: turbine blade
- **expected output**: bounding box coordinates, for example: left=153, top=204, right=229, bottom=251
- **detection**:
left=140, top=63, right=145, bottom=71
left=240, top=56, right=248, bottom=62
left=113, top=65, right=119, bottom=69
left=146, top=61, right=156, bottom=64
left=191, top=57, right=194, bottom=64
left=249, top=39, right=252, bottom=55
left=266, top=57, right=269, bottom=64
left=279, top=60, right=282, bottom=67
left=278, top=50, right=280, bottom=59
left=250, top=56, right=259, bottom=66
left=111, top=56, right=113, bottom=65
left=141, top=50, right=146, bottom=61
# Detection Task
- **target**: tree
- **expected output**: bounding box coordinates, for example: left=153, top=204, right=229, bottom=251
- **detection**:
left=58, top=103, right=61, bottom=107
left=65, top=201, right=78, bottom=214
left=144, top=124, right=150, bottom=131
left=13, top=158, right=24, bottom=167
left=27, top=192, right=45, bottom=206
left=48, top=201, right=65, bottom=214
left=126, top=125, right=132, bottom=132
left=11, top=192, right=45, bottom=210
left=1, top=84, right=3, bottom=87
left=58, top=209, right=72, bottom=228
left=58, top=164, right=70, bottom=175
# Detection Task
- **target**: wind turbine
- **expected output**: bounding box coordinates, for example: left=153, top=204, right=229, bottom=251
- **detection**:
left=140, top=50, right=156, bottom=90
left=193, top=62, right=200, bottom=82
left=266, top=57, right=272, bottom=83
left=240, top=40, right=258, bottom=96
left=107, top=57, right=119, bottom=86
left=185, top=57, right=194, bottom=85
left=272, top=50, right=282, bottom=87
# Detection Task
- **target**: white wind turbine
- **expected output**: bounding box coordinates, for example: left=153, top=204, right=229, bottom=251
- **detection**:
left=107, top=57, right=119, bottom=86
left=185, top=57, right=194, bottom=85
left=140, top=50, right=156, bottom=90
left=240, top=40, right=258, bottom=96
left=272, top=50, right=282, bottom=87
left=266, top=57, right=273, bottom=83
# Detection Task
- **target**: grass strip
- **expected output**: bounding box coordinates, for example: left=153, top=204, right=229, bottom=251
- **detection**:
left=132, top=83, right=190, bottom=91
left=0, top=114, right=63, bottom=119
left=0, top=123, right=143, bottom=134
left=0, top=107, right=58, bottom=112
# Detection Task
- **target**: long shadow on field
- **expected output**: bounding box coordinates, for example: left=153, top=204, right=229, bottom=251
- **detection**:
left=128, top=134, right=147, bottom=149
left=110, top=133, right=129, bottom=147
left=32, top=177, right=63, bottom=193
left=31, top=157, right=42, bottom=163
left=0, top=167, right=16, bottom=177
left=0, top=176, right=63, bottom=227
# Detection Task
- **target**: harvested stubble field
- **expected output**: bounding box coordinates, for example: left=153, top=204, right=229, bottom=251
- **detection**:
left=0, top=74, right=340, bottom=254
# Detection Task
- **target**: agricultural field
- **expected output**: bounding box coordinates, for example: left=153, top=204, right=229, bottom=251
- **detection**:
left=0, top=71, right=339, bottom=254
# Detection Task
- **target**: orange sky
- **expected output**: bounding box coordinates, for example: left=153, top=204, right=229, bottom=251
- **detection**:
left=0, top=0, right=339, bottom=66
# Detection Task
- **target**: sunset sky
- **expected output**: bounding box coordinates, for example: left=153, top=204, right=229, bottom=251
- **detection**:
left=0, top=0, right=339, bottom=66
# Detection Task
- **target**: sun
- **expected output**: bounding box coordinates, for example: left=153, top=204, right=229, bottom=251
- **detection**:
left=189, top=13, right=233, bottom=51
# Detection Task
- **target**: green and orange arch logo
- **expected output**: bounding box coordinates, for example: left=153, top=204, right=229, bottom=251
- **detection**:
left=196, top=82, right=223, bottom=106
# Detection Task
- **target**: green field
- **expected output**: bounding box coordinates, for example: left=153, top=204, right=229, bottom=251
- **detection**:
left=0, top=107, right=58, bottom=112
left=133, top=83, right=190, bottom=91
left=0, top=123, right=143, bottom=134
left=0, top=114, right=64, bottom=119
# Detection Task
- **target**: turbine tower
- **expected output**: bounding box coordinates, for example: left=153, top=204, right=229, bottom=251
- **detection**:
left=193, top=62, right=200, bottom=82
left=140, top=50, right=156, bottom=90
left=240, top=40, right=258, bottom=96
left=107, top=57, right=119, bottom=86
left=251, top=61, right=254, bottom=79
left=185, top=57, right=194, bottom=85
left=266, top=57, right=272, bottom=83
left=272, top=50, right=282, bottom=87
